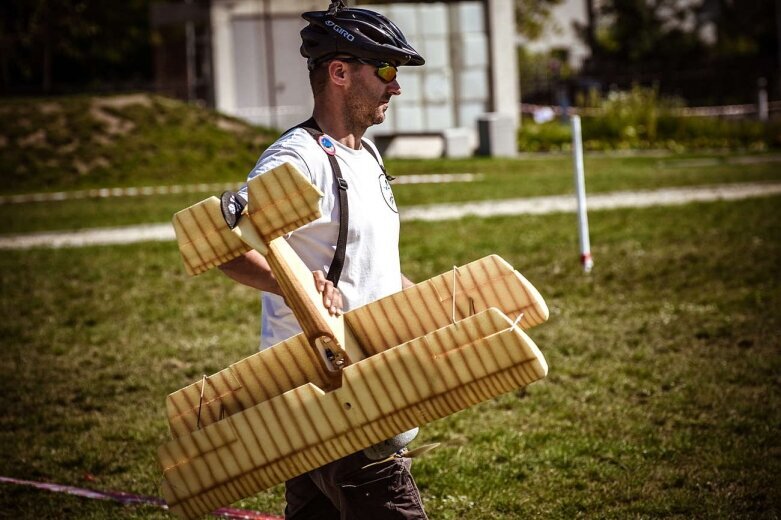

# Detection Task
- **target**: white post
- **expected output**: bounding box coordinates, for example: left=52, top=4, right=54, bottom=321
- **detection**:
left=758, top=77, right=769, bottom=121
left=571, top=115, right=593, bottom=272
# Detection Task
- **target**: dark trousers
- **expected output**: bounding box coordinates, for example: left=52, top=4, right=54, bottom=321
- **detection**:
left=284, top=451, right=428, bottom=520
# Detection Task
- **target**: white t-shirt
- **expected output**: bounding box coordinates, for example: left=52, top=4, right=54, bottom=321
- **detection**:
left=241, top=128, right=402, bottom=349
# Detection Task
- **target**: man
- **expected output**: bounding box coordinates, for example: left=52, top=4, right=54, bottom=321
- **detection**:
left=218, top=2, right=428, bottom=518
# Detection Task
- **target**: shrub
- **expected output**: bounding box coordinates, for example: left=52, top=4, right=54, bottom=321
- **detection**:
left=519, top=85, right=780, bottom=151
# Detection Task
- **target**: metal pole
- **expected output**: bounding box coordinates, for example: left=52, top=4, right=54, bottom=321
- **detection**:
left=571, top=115, right=593, bottom=273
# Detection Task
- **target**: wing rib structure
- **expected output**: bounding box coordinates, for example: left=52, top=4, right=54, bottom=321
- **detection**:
left=160, top=163, right=551, bottom=519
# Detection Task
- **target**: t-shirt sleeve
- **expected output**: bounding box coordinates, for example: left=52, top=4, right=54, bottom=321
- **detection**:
left=238, top=131, right=315, bottom=199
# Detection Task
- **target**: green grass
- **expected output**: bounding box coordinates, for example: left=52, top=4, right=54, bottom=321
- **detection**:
left=388, top=153, right=781, bottom=206
left=0, top=192, right=207, bottom=235
left=3, top=93, right=781, bottom=238
left=1, top=94, right=779, bottom=517
left=401, top=198, right=781, bottom=518
left=2, top=153, right=781, bottom=235
left=0, top=94, right=276, bottom=196
left=1, top=193, right=779, bottom=518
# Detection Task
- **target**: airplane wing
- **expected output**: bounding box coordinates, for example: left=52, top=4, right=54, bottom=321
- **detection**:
left=165, top=254, right=548, bottom=437
left=159, top=308, right=547, bottom=520
left=159, top=162, right=552, bottom=520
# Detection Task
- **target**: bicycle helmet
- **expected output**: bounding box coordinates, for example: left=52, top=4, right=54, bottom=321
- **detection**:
left=300, top=1, right=425, bottom=70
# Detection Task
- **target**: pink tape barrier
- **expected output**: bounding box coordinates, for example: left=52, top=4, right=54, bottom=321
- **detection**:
left=0, top=475, right=283, bottom=519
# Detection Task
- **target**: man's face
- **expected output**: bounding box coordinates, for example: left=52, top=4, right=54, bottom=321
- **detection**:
left=344, top=61, right=401, bottom=129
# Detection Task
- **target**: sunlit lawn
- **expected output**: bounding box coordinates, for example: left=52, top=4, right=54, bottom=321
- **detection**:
left=2, top=152, right=781, bottom=235
left=1, top=181, right=778, bottom=518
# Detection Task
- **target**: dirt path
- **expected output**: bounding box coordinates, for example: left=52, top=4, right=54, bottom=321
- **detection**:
left=400, top=181, right=781, bottom=221
left=1, top=181, right=780, bottom=249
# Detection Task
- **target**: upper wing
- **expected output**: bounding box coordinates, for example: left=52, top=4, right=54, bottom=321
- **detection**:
left=347, top=254, right=549, bottom=356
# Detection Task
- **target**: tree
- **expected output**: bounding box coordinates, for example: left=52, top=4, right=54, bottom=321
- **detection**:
left=589, top=0, right=706, bottom=66
left=0, top=0, right=152, bottom=94
left=515, top=0, right=566, bottom=41
left=581, top=0, right=778, bottom=103
left=712, top=0, right=777, bottom=63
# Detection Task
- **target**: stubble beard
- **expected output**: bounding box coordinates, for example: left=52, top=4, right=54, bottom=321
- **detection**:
left=345, top=77, right=390, bottom=130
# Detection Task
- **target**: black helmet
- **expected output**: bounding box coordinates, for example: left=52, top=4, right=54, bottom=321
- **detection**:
left=300, top=1, right=425, bottom=70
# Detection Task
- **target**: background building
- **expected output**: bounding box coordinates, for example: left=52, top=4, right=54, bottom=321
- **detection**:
left=206, top=0, right=518, bottom=157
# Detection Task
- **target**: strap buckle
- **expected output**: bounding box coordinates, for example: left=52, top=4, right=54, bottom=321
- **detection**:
left=336, top=178, right=349, bottom=191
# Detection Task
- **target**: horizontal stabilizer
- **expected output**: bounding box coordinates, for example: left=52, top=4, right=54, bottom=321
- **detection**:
left=173, top=197, right=252, bottom=276
left=171, top=163, right=323, bottom=276
left=244, top=162, right=323, bottom=243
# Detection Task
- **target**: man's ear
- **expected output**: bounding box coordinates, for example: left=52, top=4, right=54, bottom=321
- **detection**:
left=328, top=60, right=351, bottom=87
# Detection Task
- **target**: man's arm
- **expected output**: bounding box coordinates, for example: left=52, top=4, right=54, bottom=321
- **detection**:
left=219, top=251, right=343, bottom=315
left=401, top=273, right=414, bottom=289
left=219, top=250, right=278, bottom=293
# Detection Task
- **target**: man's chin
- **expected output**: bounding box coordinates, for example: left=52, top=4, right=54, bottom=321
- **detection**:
left=371, top=109, right=387, bottom=126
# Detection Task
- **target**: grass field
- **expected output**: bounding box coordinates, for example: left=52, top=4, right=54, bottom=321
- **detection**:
left=0, top=150, right=779, bottom=518
left=2, top=154, right=781, bottom=236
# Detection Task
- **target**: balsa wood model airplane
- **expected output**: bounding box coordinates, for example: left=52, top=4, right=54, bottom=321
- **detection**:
left=158, top=163, right=550, bottom=519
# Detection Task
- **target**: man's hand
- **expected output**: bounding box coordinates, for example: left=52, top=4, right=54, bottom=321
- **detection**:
left=220, top=253, right=343, bottom=315
left=313, top=271, right=343, bottom=316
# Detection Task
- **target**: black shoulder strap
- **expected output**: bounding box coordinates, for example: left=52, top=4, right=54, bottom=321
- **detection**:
left=292, top=119, right=350, bottom=287
left=287, top=120, right=390, bottom=287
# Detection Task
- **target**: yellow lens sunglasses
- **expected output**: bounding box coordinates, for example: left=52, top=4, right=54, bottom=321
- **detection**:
left=337, top=57, right=398, bottom=83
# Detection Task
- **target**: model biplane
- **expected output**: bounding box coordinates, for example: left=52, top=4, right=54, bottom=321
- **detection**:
left=158, top=163, right=550, bottom=519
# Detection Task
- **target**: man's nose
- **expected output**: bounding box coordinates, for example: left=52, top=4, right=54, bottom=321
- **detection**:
left=388, top=78, right=401, bottom=96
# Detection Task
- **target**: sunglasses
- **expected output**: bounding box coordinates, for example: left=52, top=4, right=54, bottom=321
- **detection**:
left=336, top=57, right=398, bottom=83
